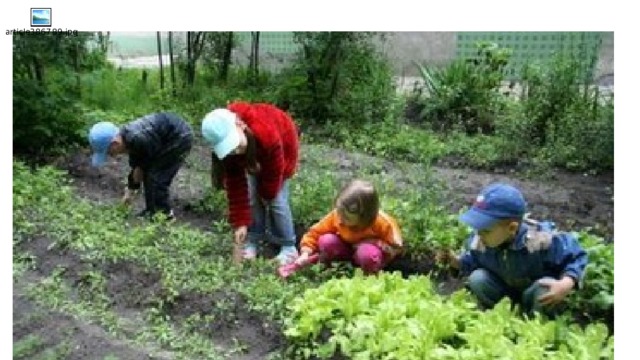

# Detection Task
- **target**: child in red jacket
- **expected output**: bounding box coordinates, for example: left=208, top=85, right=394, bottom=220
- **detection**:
left=201, top=102, right=300, bottom=265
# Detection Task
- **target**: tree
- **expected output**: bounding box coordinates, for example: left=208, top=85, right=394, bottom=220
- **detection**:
left=168, top=31, right=177, bottom=96
left=249, top=32, right=260, bottom=84
left=96, top=31, right=111, bottom=54
left=199, top=32, right=236, bottom=84
left=13, top=32, right=105, bottom=155
left=184, top=31, right=207, bottom=87
left=277, top=32, right=395, bottom=127
left=220, top=32, right=234, bottom=82
left=157, top=31, right=165, bottom=90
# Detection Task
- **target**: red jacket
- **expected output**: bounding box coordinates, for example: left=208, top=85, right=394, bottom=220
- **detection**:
left=222, top=102, right=299, bottom=228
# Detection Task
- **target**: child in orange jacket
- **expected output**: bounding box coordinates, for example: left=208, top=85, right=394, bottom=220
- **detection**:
left=294, top=179, right=404, bottom=274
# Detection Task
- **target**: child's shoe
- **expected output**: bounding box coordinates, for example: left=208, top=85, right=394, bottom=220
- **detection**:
left=276, top=246, right=299, bottom=265
left=243, top=240, right=259, bottom=260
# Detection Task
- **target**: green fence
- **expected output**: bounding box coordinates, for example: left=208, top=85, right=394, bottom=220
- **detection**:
left=456, top=32, right=603, bottom=79
left=235, top=32, right=299, bottom=55
left=106, top=32, right=606, bottom=79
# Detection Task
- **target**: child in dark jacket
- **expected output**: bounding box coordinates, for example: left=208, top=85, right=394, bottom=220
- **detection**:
left=88, top=112, right=193, bottom=219
left=439, top=183, right=588, bottom=315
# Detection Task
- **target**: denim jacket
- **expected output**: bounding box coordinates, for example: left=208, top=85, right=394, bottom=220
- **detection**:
left=458, top=222, right=588, bottom=290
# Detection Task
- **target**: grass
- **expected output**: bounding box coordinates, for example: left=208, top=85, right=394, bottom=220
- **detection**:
left=13, top=335, right=45, bottom=359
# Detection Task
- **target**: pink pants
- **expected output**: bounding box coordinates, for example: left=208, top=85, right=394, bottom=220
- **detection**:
left=318, top=233, right=385, bottom=274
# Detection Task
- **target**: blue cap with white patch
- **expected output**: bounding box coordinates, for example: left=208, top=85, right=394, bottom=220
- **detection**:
left=459, top=183, right=527, bottom=230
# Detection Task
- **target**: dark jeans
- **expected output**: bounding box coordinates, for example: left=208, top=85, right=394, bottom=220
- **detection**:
left=468, top=268, right=558, bottom=316
left=142, top=140, right=192, bottom=215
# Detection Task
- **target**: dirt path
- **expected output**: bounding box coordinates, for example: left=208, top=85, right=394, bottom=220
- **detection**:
left=430, top=165, right=614, bottom=238
left=14, top=222, right=283, bottom=360
left=14, top=276, right=176, bottom=360
left=57, top=143, right=613, bottom=239
left=318, top=145, right=613, bottom=239
left=13, top=240, right=178, bottom=360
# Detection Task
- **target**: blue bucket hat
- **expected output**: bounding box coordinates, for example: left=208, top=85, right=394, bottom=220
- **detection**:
left=201, top=109, right=240, bottom=159
left=459, top=183, right=526, bottom=230
left=88, top=121, right=119, bottom=167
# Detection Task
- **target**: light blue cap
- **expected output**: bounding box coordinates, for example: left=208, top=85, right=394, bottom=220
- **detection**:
left=201, top=109, right=240, bottom=159
left=88, top=121, right=119, bottom=167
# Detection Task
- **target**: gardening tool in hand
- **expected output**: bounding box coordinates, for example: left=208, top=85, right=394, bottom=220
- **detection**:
left=277, top=253, right=320, bottom=279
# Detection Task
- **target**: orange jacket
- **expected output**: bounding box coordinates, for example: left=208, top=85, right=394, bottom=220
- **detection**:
left=300, top=209, right=404, bottom=254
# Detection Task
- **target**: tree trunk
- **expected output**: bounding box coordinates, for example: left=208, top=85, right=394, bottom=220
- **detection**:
left=253, top=32, right=260, bottom=78
left=327, top=37, right=343, bottom=104
left=220, top=32, right=233, bottom=82
left=168, top=31, right=176, bottom=96
left=157, top=32, right=164, bottom=90
left=97, top=31, right=110, bottom=54
left=32, top=57, right=44, bottom=85
left=73, top=41, right=81, bottom=96
left=184, top=32, right=191, bottom=88
left=249, top=32, right=260, bottom=84
left=302, top=43, right=320, bottom=122
left=185, top=32, right=206, bottom=87
left=185, top=32, right=197, bottom=87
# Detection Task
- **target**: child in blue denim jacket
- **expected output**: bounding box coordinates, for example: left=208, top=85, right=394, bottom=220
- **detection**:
left=440, top=183, right=588, bottom=315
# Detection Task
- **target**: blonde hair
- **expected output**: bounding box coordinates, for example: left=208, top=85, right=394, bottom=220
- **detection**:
left=335, top=179, right=379, bottom=227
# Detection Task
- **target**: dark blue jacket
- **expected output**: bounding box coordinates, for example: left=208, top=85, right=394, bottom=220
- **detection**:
left=458, top=222, right=588, bottom=290
left=121, top=112, right=192, bottom=188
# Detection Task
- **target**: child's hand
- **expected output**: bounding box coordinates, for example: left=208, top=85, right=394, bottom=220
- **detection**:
left=295, top=248, right=316, bottom=266
left=232, top=226, right=248, bottom=265
left=295, top=252, right=311, bottom=266
left=537, top=277, right=575, bottom=306
left=232, top=243, right=244, bottom=264
left=122, top=188, right=135, bottom=206
left=234, top=226, right=248, bottom=244
left=435, top=250, right=459, bottom=269
left=132, top=167, right=143, bottom=184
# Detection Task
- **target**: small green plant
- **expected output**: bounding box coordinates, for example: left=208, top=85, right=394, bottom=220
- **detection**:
left=414, top=42, right=511, bottom=135
left=382, top=193, right=468, bottom=256
left=13, top=334, right=44, bottom=359
left=519, top=45, right=613, bottom=173
left=284, top=272, right=613, bottom=359
left=277, top=32, right=396, bottom=128
left=568, top=231, right=614, bottom=317
left=13, top=147, right=614, bottom=360
left=306, top=118, right=447, bottom=166
left=290, top=168, right=339, bottom=227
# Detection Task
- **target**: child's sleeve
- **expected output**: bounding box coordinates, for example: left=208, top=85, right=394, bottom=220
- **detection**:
left=378, top=213, right=404, bottom=248
left=546, top=232, right=588, bottom=288
left=126, top=132, right=151, bottom=171
left=300, top=211, right=338, bottom=253
left=127, top=169, right=141, bottom=190
left=224, top=155, right=251, bottom=228
left=458, top=234, right=480, bottom=275
left=372, top=215, right=404, bottom=260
